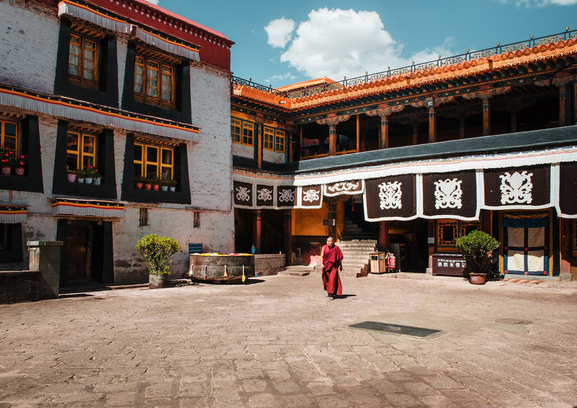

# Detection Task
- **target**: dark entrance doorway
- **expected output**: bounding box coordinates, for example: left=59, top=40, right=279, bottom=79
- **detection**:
left=57, top=219, right=114, bottom=287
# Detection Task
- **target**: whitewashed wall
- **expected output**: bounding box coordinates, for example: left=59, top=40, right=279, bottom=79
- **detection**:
left=0, top=0, right=58, bottom=94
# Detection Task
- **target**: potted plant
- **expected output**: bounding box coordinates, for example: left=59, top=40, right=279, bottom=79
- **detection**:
left=151, top=175, right=161, bottom=191
left=12, top=154, right=27, bottom=176
left=135, top=234, right=181, bottom=289
left=1, top=148, right=15, bottom=175
left=67, top=168, right=77, bottom=183
left=456, top=230, right=500, bottom=285
left=166, top=179, right=177, bottom=192
left=84, top=165, right=97, bottom=184
left=160, top=177, right=170, bottom=191
left=75, top=167, right=86, bottom=183
left=134, top=175, right=145, bottom=189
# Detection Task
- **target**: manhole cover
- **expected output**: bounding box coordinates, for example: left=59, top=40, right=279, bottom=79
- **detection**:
left=349, top=321, right=442, bottom=338
left=495, top=318, right=532, bottom=325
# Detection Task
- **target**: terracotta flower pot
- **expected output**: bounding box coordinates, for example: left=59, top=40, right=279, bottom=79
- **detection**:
left=469, top=273, right=487, bottom=285
left=152, top=184, right=160, bottom=191
left=135, top=182, right=143, bottom=189
left=14, top=167, right=25, bottom=176
left=1, top=166, right=12, bottom=176
left=144, top=183, right=151, bottom=190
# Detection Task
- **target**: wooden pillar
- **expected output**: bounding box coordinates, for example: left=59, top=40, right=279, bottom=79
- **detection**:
left=559, top=84, right=567, bottom=127
left=284, top=210, right=293, bottom=265
left=412, top=124, right=418, bottom=145
left=427, top=219, right=436, bottom=274
left=328, top=203, right=336, bottom=238
left=482, top=97, right=491, bottom=136
left=379, top=221, right=390, bottom=249
left=510, top=111, right=517, bottom=133
left=380, top=114, right=389, bottom=149
left=253, top=210, right=262, bottom=254
left=428, top=106, right=436, bottom=143
left=560, top=218, right=571, bottom=277
left=328, top=124, right=337, bottom=156
left=256, top=119, right=264, bottom=169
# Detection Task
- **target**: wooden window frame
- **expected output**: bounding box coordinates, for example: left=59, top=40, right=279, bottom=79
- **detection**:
left=231, top=118, right=241, bottom=143
left=241, top=121, right=254, bottom=146
left=134, top=141, right=175, bottom=180
left=68, top=31, right=99, bottom=90
left=0, top=119, right=18, bottom=152
left=66, top=131, right=96, bottom=172
left=437, top=219, right=480, bottom=252
left=263, top=126, right=274, bottom=151
left=275, top=129, right=285, bottom=153
left=134, top=52, right=176, bottom=109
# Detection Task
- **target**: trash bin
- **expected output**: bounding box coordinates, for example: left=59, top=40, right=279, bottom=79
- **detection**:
left=369, top=252, right=386, bottom=273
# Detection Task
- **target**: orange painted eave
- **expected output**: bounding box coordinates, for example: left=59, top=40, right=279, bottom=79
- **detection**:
left=233, top=38, right=577, bottom=111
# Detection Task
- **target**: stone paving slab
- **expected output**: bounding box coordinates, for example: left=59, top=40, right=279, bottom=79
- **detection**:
left=1, top=274, right=577, bottom=407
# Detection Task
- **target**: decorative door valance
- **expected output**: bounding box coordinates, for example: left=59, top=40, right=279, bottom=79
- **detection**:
left=364, top=175, right=417, bottom=221
left=483, top=165, right=551, bottom=210
left=556, top=162, right=577, bottom=218
left=298, top=186, right=323, bottom=208
left=256, top=185, right=275, bottom=208
left=277, top=186, right=296, bottom=208
left=323, top=180, right=363, bottom=197
left=51, top=199, right=124, bottom=218
left=0, top=206, right=27, bottom=224
left=233, top=181, right=253, bottom=208
left=422, top=171, right=479, bottom=220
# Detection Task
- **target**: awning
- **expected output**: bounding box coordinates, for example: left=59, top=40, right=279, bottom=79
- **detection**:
left=134, top=28, right=200, bottom=62
left=324, top=180, right=363, bottom=197
left=52, top=199, right=125, bottom=218
left=58, top=0, right=132, bottom=34
left=0, top=206, right=27, bottom=224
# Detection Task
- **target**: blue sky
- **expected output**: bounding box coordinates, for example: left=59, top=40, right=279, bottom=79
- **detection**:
left=147, top=0, right=577, bottom=87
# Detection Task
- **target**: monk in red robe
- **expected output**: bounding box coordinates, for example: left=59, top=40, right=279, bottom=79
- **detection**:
left=321, top=236, right=343, bottom=299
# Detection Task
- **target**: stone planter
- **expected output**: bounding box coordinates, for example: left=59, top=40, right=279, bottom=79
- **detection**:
left=149, top=273, right=170, bottom=289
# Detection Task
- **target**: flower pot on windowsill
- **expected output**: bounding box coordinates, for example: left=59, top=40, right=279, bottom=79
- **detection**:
left=169, top=186, right=176, bottom=192
left=161, top=185, right=168, bottom=192
left=85, top=177, right=93, bottom=185
left=94, top=177, right=101, bottom=186
left=1, top=166, right=12, bottom=176
left=152, top=184, right=160, bottom=191
left=144, top=183, right=152, bottom=190
left=135, top=182, right=143, bottom=189
left=67, top=173, right=77, bottom=183
left=77, top=177, right=85, bottom=183
left=13, top=167, right=25, bottom=176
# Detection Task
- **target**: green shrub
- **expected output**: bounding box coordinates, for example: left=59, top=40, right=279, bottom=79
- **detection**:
left=135, top=234, right=181, bottom=275
left=456, top=230, right=500, bottom=276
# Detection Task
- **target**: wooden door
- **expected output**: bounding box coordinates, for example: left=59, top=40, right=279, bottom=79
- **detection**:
left=67, top=225, right=89, bottom=281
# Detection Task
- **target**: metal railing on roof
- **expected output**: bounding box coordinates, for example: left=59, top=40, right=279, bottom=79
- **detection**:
left=231, top=28, right=577, bottom=100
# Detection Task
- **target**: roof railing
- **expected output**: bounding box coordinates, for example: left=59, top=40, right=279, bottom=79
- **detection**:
left=232, top=28, right=577, bottom=99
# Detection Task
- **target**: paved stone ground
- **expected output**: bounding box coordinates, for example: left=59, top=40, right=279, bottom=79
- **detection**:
left=1, top=273, right=577, bottom=408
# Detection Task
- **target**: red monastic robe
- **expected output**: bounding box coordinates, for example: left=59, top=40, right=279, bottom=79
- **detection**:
left=321, top=244, right=343, bottom=296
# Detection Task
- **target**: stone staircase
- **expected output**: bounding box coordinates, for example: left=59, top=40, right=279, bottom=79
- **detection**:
left=335, top=239, right=378, bottom=277
left=342, top=218, right=378, bottom=240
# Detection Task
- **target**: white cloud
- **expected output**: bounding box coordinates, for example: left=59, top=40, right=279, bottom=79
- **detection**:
left=500, top=0, right=577, bottom=5
left=272, top=8, right=452, bottom=81
left=145, top=0, right=160, bottom=4
left=265, top=18, right=296, bottom=48
left=264, top=72, right=298, bottom=85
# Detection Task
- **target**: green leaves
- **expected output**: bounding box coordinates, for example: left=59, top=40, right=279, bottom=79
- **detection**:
left=456, top=230, right=500, bottom=275
left=135, top=234, right=181, bottom=275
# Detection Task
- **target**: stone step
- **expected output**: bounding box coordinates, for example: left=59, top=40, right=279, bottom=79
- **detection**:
left=277, top=266, right=312, bottom=276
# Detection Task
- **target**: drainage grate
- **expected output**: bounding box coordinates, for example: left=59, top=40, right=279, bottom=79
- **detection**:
left=349, top=321, right=442, bottom=338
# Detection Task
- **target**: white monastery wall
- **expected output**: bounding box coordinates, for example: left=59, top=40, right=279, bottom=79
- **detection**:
left=0, top=0, right=58, bottom=94
left=263, top=149, right=285, bottom=164
left=232, top=143, right=254, bottom=159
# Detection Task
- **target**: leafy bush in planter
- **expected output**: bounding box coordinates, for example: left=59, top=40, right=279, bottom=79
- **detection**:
left=456, top=230, right=500, bottom=278
left=135, top=234, right=181, bottom=275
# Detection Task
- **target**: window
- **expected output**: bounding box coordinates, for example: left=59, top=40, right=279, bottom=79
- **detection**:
left=134, top=141, right=174, bottom=180
left=67, top=131, right=96, bottom=172
left=275, top=130, right=285, bottom=153
left=437, top=219, right=480, bottom=249
left=134, top=52, right=176, bottom=108
left=139, top=208, right=149, bottom=227
left=242, top=122, right=254, bottom=146
left=263, top=127, right=274, bottom=150
left=231, top=118, right=241, bottom=143
left=0, top=119, right=17, bottom=152
left=68, top=29, right=101, bottom=89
